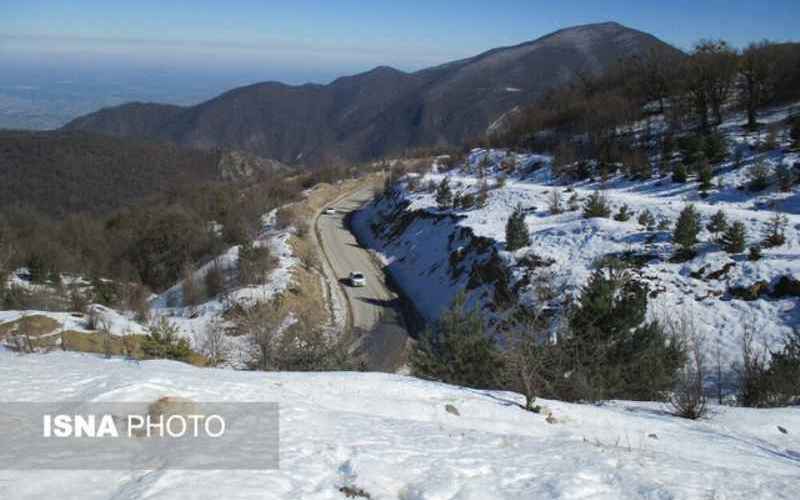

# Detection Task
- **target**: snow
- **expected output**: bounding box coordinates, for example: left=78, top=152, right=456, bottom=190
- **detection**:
left=354, top=105, right=800, bottom=370
left=0, top=350, right=797, bottom=499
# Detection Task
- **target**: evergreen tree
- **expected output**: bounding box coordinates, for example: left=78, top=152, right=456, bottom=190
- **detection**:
left=505, top=205, right=531, bottom=251
left=748, top=245, right=763, bottom=261
left=672, top=164, right=688, bottom=183
left=762, top=213, right=788, bottom=248
left=435, top=177, right=453, bottom=209
left=566, top=267, right=685, bottom=401
left=703, top=131, right=728, bottom=164
left=638, top=209, right=656, bottom=230
left=707, top=209, right=728, bottom=239
left=613, top=204, right=632, bottom=222
left=747, top=161, right=771, bottom=191
left=791, top=117, right=800, bottom=149
left=673, top=204, right=701, bottom=255
left=720, top=221, right=747, bottom=254
left=411, top=292, right=502, bottom=388
left=775, top=164, right=794, bottom=192
left=698, top=162, right=714, bottom=197
left=678, top=135, right=705, bottom=165
left=582, top=191, right=611, bottom=219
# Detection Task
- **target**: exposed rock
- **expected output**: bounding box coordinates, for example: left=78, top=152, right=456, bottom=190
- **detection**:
left=730, top=281, right=770, bottom=301
left=445, top=404, right=460, bottom=416
left=771, top=275, right=800, bottom=298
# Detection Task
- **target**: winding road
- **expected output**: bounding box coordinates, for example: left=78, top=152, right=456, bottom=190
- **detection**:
left=315, top=187, right=411, bottom=372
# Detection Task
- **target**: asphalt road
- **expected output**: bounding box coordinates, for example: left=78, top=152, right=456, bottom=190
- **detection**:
left=316, top=187, right=410, bottom=371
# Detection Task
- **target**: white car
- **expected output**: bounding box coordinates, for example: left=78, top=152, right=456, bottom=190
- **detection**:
left=349, top=272, right=366, bottom=287
left=323, top=207, right=337, bottom=215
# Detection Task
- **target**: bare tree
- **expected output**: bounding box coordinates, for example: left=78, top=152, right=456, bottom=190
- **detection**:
left=668, top=316, right=708, bottom=419
left=739, top=41, right=776, bottom=130
left=548, top=189, right=562, bottom=215
left=231, top=298, right=286, bottom=371
left=193, top=317, right=230, bottom=367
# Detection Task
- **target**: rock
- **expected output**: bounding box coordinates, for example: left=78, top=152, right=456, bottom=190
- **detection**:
left=706, top=262, right=736, bottom=281
left=545, top=412, right=557, bottom=424
left=648, top=433, right=659, bottom=440
left=445, top=404, right=460, bottom=416
left=778, top=426, right=788, bottom=434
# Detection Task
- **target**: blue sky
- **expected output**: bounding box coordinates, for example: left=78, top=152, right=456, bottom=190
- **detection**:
left=2, top=0, right=799, bottom=83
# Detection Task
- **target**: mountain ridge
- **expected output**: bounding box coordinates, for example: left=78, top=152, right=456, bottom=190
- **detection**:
left=64, top=22, right=682, bottom=166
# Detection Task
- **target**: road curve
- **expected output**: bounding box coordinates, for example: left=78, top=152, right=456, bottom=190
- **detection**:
left=316, top=187, right=410, bottom=371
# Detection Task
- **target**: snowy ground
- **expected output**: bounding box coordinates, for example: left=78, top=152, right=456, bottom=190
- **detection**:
left=0, top=350, right=797, bottom=499
left=354, top=106, right=800, bottom=371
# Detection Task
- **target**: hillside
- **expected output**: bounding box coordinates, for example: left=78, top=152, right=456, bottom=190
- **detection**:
left=0, top=130, right=222, bottom=216
left=354, top=103, right=800, bottom=374
left=63, top=22, right=681, bottom=166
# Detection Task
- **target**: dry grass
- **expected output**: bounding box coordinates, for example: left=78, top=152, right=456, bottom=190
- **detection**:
left=0, top=315, right=61, bottom=339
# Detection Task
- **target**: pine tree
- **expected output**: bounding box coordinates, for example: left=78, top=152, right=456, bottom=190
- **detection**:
left=673, top=204, right=701, bottom=255
left=747, top=161, right=771, bottom=191
left=505, top=205, right=531, bottom=251
left=762, top=213, right=788, bottom=248
left=614, top=204, right=632, bottom=222
left=411, top=292, right=502, bottom=388
left=679, top=135, right=705, bottom=165
left=435, top=177, right=453, bottom=209
left=748, top=245, right=763, bottom=261
left=698, top=162, right=714, bottom=197
left=720, top=221, right=747, bottom=254
left=791, top=117, right=800, bottom=149
left=707, top=209, right=728, bottom=239
left=582, top=191, right=611, bottom=219
left=703, top=131, right=728, bottom=164
left=775, top=164, right=794, bottom=192
left=672, top=164, right=688, bottom=183
left=638, top=209, right=656, bottom=230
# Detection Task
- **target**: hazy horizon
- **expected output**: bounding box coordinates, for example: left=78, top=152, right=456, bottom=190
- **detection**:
left=2, top=0, right=799, bottom=129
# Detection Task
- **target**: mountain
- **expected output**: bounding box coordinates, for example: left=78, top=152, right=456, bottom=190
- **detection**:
left=64, top=22, right=681, bottom=166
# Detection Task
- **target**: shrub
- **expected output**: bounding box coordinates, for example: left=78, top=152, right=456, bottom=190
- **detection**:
left=762, top=213, right=788, bottom=248
left=204, top=260, right=225, bottom=298
left=720, top=221, right=747, bottom=254
left=435, top=178, right=453, bottom=209
left=142, top=317, right=192, bottom=361
left=548, top=189, right=562, bottom=214
left=747, top=161, right=771, bottom=191
left=505, top=205, right=531, bottom=252
left=411, top=292, right=502, bottom=389
left=673, top=204, right=701, bottom=255
left=672, top=164, right=688, bottom=183
left=582, top=191, right=611, bottom=219
left=238, top=240, right=275, bottom=285
left=748, top=245, right=763, bottom=261
left=638, top=209, right=656, bottom=230
left=613, top=204, right=632, bottom=222
left=669, top=317, right=708, bottom=420
left=567, top=192, right=580, bottom=211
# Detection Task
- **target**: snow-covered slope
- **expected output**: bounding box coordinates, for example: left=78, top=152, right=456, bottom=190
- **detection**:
left=354, top=106, right=800, bottom=371
left=0, top=350, right=798, bottom=499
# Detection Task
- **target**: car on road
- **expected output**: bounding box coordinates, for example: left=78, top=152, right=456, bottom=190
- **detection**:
left=323, top=207, right=337, bottom=215
left=349, top=272, right=366, bottom=287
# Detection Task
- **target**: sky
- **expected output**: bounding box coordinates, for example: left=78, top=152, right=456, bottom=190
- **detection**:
left=2, top=0, right=799, bottom=84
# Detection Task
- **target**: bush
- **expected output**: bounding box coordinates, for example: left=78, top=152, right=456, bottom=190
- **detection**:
left=673, top=204, right=701, bottom=255
left=747, top=161, right=771, bottom=191
left=435, top=178, right=453, bottom=209
left=720, top=221, right=747, bottom=254
left=638, top=209, right=656, bottom=230
left=613, top=204, right=632, bottom=222
left=748, top=245, right=763, bottom=261
left=672, top=164, right=688, bottom=183
left=142, top=317, right=192, bottom=361
left=762, top=213, right=788, bottom=248
left=669, top=318, right=708, bottom=420
left=238, top=240, right=275, bottom=285
left=582, top=191, right=611, bottom=219
left=411, top=292, right=502, bottom=389
left=505, top=205, right=531, bottom=252
left=548, top=189, right=562, bottom=214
